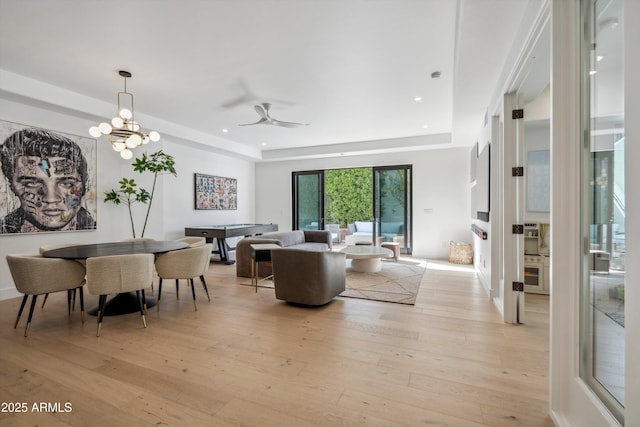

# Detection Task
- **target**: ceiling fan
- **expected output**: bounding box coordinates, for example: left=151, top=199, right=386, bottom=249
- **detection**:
left=238, top=102, right=309, bottom=128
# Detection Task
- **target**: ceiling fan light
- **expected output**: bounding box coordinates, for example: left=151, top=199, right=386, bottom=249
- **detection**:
left=120, top=148, right=133, bottom=159
left=98, top=122, right=112, bottom=134
left=89, top=126, right=101, bottom=138
left=119, top=108, right=132, bottom=119
left=142, top=136, right=150, bottom=144
left=131, top=122, right=140, bottom=132
left=111, top=117, right=124, bottom=128
left=148, top=131, right=160, bottom=142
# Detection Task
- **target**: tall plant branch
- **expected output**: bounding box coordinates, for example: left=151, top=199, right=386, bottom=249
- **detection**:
left=133, top=151, right=177, bottom=237
left=104, top=150, right=176, bottom=238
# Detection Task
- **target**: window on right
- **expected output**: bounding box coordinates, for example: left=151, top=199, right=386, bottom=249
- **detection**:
left=580, top=0, right=625, bottom=423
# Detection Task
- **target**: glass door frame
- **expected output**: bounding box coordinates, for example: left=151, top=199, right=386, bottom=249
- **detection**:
left=373, top=165, right=413, bottom=254
left=292, top=170, right=325, bottom=231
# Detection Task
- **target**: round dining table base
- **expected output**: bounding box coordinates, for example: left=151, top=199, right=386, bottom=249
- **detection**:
left=87, top=292, right=157, bottom=316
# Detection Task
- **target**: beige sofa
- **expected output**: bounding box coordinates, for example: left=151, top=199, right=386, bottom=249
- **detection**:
left=235, top=230, right=332, bottom=277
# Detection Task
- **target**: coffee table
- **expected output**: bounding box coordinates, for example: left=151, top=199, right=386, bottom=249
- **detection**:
left=340, top=245, right=393, bottom=273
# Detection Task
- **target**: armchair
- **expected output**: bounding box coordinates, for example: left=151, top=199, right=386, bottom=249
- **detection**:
left=270, top=248, right=346, bottom=306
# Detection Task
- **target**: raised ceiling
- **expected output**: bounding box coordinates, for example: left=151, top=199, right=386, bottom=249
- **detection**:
left=0, top=0, right=542, bottom=160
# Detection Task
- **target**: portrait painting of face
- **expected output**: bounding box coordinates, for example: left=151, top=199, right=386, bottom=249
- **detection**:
left=0, top=121, right=97, bottom=234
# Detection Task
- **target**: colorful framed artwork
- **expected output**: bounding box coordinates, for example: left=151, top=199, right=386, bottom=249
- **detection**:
left=0, top=120, right=97, bottom=234
left=194, top=173, right=237, bottom=210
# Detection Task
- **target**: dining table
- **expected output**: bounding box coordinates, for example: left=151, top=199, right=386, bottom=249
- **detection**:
left=42, top=240, right=189, bottom=316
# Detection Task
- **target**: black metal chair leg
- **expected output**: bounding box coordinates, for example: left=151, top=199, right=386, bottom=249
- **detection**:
left=67, top=289, right=72, bottom=316
left=141, top=289, right=147, bottom=314
left=41, top=293, right=49, bottom=309
left=79, top=287, right=85, bottom=323
left=136, top=290, right=147, bottom=328
left=190, top=278, right=197, bottom=311
left=25, top=295, right=38, bottom=337
left=14, top=294, right=28, bottom=329
left=72, top=288, right=77, bottom=312
left=200, top=275, right=211, bottom=302
left=175, top=279, right=180, bottom=300
left=96, top=295, right=107, bottom=337
left=157, top=278, right=163, bottom=312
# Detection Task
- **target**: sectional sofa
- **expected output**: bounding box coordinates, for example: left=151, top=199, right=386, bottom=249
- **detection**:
left=235, top=230, right=332, bottom=277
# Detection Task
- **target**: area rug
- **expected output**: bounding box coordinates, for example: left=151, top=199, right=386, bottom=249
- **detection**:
left=340, top=258, right=426, bottom=305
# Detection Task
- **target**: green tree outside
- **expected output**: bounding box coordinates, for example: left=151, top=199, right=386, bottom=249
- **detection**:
left=324, top=168, right=372, bottom=227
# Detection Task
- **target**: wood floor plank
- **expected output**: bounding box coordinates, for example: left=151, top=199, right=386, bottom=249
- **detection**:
left=0, top=259, right=553, bottom=426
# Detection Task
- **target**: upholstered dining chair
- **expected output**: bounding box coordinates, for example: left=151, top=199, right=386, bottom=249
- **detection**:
left=120, top=237, right=157, bottom=292
left=176, top=236, right=206, bottom=247
left=6, top=254, right=87, bottom=337
left=154, top=243, right=213, bottom=311
left=85, top=253, right=154, bottom=337
left=38, top=242, right=84, bottom=310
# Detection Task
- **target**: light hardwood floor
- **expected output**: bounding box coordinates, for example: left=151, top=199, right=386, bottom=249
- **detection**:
left=0, top=258, right=553, bottom=426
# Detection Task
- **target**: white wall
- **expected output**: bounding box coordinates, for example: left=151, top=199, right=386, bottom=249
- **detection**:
left=255, top=148, right=471, bottom=259
left=0, top=99, right=255, bottom=300
left=161, top=140, right=255, bottom=241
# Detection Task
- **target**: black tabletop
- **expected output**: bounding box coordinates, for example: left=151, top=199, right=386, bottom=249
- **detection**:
left=41, top=240, right=189, bottom=259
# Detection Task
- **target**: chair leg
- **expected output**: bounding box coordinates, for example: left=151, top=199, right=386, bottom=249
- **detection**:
left=71, top=288, right=77, bottom=313
left=67, top=289, right=72, bottom=316
left=25, top=295, right=38, bottom=337
left=176, top=279, right=180, bottom=300
left=14, top=294, right=28, bottom=329
left=141, top=289, right=147, bottom=314
left=190, top=278, right=197, bottom=311
left=96, top=295, right=107, bottom=337
left=200, top=275, right=211, bottom=302
left=79, top=287, right=85, bottom=323
left=136, top=290, right=147, bottom=328
left=41, top=293, right=49, bottom=309
left=157, top=278, right=163, bottom=312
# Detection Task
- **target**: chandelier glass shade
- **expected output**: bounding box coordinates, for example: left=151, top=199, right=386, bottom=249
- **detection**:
left=89, top=70, right=160, bottom=159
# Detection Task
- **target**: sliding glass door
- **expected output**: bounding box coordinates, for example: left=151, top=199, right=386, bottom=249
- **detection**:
left=373, top=165, right=412, bottom=254
left=292, top=171, right=324, bottom=230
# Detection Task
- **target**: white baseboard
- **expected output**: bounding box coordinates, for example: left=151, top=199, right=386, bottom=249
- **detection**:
left=0, top=287, right=20, bottom=301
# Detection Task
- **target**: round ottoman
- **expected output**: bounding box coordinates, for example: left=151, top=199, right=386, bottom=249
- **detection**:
left=381, top=242, right=400, bottom=262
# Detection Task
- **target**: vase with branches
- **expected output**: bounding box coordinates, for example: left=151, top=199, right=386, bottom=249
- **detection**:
left=104, top=150, right=177, bottom=237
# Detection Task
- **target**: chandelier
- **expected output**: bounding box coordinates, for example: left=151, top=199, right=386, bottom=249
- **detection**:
left=89, top=70, right=160, bottom=159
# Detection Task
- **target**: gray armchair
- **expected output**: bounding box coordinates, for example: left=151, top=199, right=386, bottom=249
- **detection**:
left=271, top=248, right=346, bottom=306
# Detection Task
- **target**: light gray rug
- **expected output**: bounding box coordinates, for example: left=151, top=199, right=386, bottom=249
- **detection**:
left=340, top=258, right=426, bottom=305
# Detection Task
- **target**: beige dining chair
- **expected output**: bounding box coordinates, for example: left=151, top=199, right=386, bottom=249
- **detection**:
left=38, top=242, right=84, bottom=310
left=6, top=254, right=87, bottom=337
left=154, top=243, right=213, bottom=311
left=176, top=237, right=206, bottom=247
left=85, top=253, right=154, bottom=337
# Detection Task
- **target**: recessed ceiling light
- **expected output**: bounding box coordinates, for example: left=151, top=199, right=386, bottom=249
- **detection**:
left=589, top=70, right=597, bottom=76
left=596, top=55, right=604, bottom=61
left=414, top=97, right=422, bottom=102
left=422, top=124, right=429, bottom=129
left=222, top=128, right=229, bottom=133
left=261, top=142, right=267, bottom=146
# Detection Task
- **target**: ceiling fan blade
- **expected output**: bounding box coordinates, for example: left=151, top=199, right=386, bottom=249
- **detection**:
left=238, top=118, right=269, bottom=126
left=271, top=119, right=309, bottom=128
left=255, top=104, right=269, bottom=119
